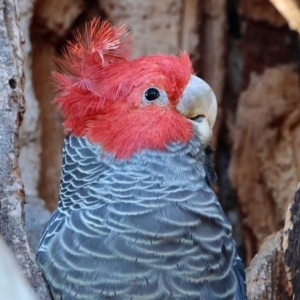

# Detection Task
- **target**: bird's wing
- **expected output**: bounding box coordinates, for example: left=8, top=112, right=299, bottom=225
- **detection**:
left=233, top=253, right=247, bottom=299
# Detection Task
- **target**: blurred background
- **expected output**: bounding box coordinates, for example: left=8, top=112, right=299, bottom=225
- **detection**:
left=19, top=0, right=300, bottom=266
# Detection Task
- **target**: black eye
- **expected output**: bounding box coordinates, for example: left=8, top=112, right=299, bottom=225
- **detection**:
left=145, top=88, right=160, bottom=101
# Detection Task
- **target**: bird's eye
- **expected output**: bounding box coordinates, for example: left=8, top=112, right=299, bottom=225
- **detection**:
left=145, top=88, right=160, bottom=101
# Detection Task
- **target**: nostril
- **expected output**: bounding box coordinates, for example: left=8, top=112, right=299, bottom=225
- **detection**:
left=190, top=115, right=205, bottom=122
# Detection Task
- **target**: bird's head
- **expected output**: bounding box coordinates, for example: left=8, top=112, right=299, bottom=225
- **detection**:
left=54, top=19, right=217, bottom=159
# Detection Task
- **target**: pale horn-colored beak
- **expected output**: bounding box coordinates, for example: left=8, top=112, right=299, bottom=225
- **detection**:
left=176, top=75, right=217, bottom=147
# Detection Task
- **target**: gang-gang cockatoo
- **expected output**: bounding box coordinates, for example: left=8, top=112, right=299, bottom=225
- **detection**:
left=37, top=19, right=246, bottom=300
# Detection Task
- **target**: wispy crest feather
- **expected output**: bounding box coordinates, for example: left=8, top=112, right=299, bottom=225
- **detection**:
left=53, top=18, right=132, bottom=128
left=63, top=19, right=131, bottom=71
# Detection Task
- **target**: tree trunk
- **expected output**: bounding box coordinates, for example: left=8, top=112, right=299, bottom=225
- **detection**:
left=228, top=0, right=300, bottom=264
left=284, top=189, right=300, bottom=299
left=246, top=231, right=292, bottom=300
left=229, top=64, right=300, bottom=263
left=0, top=0, right=51, bottom=298
left=246, top=189, right=300, bottom=300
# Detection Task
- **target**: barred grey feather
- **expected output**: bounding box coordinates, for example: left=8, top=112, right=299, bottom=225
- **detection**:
left=37, top=134, right=246, bottom=300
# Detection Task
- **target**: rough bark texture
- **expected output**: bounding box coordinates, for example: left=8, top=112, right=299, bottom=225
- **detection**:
left=246, top=231, right=292, bottom=300
left=18, top=0, right=41, bottom=197
left=246, top=189, right=300, bottom=300
left=100, top=0, right=184, bottom=58
left=181, top=0, right=199, bottom=58
left=0, top=0, right=51, bottom=298
left=31, top=0, right=86, bottom=210
left=227, top=0, right=300, bottom=264
left=198, top=0, right=226, bottom=147
left=238, top=0, right=296, bottom=89
left=246, top=189, right=300, bottom=299
left=284, top=189, right=300, bottom=299
left=229, top=65, right=300, bottom=263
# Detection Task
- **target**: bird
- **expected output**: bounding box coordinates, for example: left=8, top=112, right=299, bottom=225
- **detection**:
left=37, top=18, right=247, bottom=300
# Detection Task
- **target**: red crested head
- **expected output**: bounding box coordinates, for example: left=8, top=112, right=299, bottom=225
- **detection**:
left=54, top=19, right=217, bottom=159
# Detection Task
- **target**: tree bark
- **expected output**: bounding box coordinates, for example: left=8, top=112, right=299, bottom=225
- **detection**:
left=100, top=0, right=187, bottom=57
left=31, top=0, right=86, bottom=210
left=284, top=189, right=300, bottom=299
left=246, top=189, right=300, bottom=299
left=246, top=231, right=292, bottom=300
left=0, top=0, right=51, bottom=298
left=228, top=0, right=299, bottom=264
left=18, top=0, right=41, bottom=198
left=198, top=0, right=227, bottom=147
left=229, top=65, right=300, bottom=264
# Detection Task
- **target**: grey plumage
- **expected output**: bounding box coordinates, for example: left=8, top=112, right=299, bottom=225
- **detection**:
left=37, top=133, right=246, bottom=300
